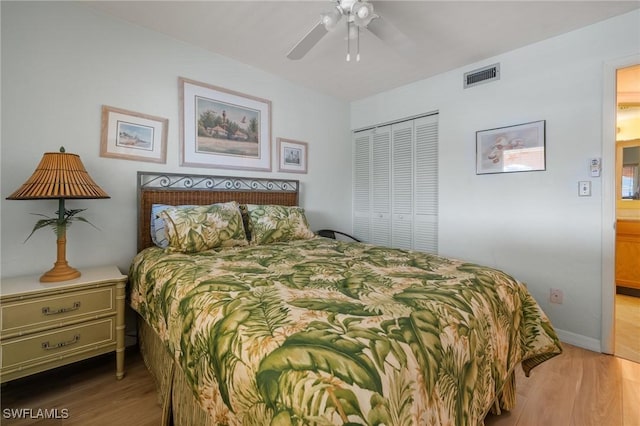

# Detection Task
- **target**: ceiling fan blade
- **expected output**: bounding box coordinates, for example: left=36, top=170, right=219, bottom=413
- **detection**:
left=366, top=16, right=417, bottom=58
left=287, top=21, right=328, bottom=60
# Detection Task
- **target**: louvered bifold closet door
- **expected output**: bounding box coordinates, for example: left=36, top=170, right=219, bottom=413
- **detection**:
left=371, top=126, right=392, bottom=247
left=353, top=131, right=371, bottom=242
left=391, top=121, right=414, bottom=250
left=413, top=115, right=439, bottom=253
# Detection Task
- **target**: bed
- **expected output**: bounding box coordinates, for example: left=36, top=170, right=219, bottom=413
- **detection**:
left=130, top=171, right=562, bottom=426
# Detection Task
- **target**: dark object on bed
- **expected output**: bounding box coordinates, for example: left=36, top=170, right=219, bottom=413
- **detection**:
left=316, top=229, right=361, bottom=242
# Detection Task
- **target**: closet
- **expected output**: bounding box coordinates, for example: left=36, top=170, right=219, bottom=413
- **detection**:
left=353, top=114, right=438, bottom=253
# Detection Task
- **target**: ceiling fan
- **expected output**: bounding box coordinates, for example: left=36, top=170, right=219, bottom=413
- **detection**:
left=287, top=0, right=405, bottom=62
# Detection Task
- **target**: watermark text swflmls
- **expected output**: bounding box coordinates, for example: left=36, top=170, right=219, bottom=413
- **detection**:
left=2, top=408, right=70, bottom=420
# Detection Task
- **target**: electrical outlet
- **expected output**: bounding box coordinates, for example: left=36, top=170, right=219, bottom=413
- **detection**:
left=550, top=288, right=563, bottom=304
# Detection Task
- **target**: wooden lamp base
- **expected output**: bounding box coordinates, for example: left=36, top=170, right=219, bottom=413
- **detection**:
left=40, top=232, right=81, bottom=283
left=40, top=263, right=81, bottom=282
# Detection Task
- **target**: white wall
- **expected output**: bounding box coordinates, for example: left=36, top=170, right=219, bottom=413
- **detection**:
left=3, top=1, right=638, bottom=351
left=352, top=10, right=640, bottom=349
left=0, top=2, right=352, bottom=278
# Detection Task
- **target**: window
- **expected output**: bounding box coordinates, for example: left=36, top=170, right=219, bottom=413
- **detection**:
left=622, top=164, right=638, bottom=199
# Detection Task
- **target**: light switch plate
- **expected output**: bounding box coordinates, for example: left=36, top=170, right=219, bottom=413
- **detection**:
left=579, top=181, right=591, bottom=196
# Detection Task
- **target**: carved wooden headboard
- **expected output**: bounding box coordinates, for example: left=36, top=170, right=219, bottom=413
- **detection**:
left=137, top=171, right=300, bottom=252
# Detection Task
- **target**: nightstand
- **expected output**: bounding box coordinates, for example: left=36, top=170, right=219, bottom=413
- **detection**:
left=0, top=265, right=127, bottom=383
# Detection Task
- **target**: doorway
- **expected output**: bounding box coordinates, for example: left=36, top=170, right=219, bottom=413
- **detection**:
left=614, top=64, right=640, bottom=363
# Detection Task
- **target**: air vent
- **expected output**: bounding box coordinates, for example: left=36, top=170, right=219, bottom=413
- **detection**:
left=464, top=63, right=500, bottom=89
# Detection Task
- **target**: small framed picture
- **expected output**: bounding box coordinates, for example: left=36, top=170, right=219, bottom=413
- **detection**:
left=100, top=105, right=168, bottom=163
left=179, top=77, right=271, bottom=171
left=476, top=120, right=545, bottom=174
left=277, top=138, right=308, bottom=174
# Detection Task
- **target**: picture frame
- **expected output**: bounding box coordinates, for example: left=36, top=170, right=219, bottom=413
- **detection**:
left=100, top=106, right=168, bottom=163
left=476, top=120, right=546, bottom=174
left=277, top=138, right=308, bottom=174
left=179, top=77, right=271, bottom=171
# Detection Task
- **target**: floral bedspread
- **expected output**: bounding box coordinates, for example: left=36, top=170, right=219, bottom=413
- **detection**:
left=129, top=238, right=562, bottom=426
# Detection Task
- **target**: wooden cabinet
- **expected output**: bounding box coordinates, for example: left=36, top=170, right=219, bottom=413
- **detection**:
left=616, top=220, right=640, bottom=290
left=0, top=266, right=127, bottom=383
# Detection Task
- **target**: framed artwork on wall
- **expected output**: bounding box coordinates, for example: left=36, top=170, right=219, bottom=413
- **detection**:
left=100, top=105, right=168, bottom=163
left=179, top=77, right=271, bottom=171
left=476, top=120, right=546, bottom=174
left=277, top=138, right=308, bottom=174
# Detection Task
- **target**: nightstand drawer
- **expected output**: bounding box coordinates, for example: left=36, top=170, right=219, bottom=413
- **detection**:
left=1, top=318, right=115, bottom=374
left=1, top=287, right=115, bottom=337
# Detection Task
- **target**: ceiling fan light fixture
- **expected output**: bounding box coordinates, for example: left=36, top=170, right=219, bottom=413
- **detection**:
left=351, top=1, right=374, bottom=27
left=321, top=7, right=342, bottom=31
left=288, top=0, right=386, bottom=61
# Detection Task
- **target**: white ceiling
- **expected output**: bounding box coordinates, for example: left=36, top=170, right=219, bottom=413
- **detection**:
left=86, top=1, right=640, bottom=101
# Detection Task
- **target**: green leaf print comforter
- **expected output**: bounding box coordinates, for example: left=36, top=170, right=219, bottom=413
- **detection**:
left=129, top=237, right=562, bottom=426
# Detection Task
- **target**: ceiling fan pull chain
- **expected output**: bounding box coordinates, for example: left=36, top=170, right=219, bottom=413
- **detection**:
left=356, top=26, right=361, bottom=62
left=346, top=19, right=351, bottom=61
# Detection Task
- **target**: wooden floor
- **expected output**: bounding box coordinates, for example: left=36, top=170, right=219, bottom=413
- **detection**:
left=485, top=344, right=640, bottom=426
left=616, top=294, right=640, bottom=363
left=1, top=344, right=638, bottom=425
left=0, top=348, right=162, bottom=426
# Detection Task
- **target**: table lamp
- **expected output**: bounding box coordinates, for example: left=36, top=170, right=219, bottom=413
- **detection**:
left=6, top=147, right=110, bottom=282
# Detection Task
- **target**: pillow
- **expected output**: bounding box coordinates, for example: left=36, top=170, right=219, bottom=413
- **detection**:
left=159, top=202, right=248, bottom=253
left=150, top=204, right=195, bottom=248
left=247, top=204, right=315, bottom=245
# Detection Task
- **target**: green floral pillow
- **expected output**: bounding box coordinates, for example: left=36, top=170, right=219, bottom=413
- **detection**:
left=248, top=204, right=315, bottom=245
left=159, top=202, right=248, bottom=253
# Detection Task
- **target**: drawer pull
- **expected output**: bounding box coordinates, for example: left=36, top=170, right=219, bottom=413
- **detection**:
left=42, top=301, right=81, bottom=315
left=41, top=334, right=80, bottom=350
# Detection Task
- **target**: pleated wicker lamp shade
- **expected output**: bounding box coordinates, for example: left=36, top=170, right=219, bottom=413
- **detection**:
left=7, top=148, right=110, bottom=282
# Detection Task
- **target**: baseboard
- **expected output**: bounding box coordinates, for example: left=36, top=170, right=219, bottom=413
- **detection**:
left=616, top=286, right=640, bottom=298
left=555, top=328, right=601, bottom=353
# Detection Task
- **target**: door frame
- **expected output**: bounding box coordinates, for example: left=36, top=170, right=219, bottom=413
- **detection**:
left=601, top=54, right=640, bottom=354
